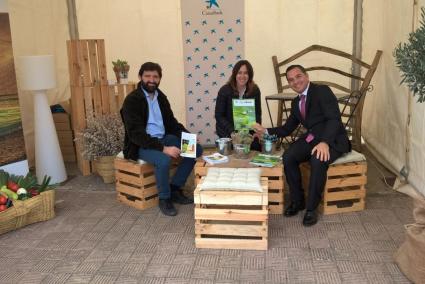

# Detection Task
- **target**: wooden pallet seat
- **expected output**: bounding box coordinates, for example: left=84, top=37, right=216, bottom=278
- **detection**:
left=301, top=150, right=367, bottom=215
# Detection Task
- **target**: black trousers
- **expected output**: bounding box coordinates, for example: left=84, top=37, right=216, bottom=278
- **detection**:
left=282, top=138, right=343, bottom=211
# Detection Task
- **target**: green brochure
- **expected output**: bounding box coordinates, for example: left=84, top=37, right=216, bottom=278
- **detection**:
left=232, top=99, right=256, bottom=131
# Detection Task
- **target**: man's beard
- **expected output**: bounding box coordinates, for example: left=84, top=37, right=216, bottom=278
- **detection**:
left=141, top=81, right=159, bottom=93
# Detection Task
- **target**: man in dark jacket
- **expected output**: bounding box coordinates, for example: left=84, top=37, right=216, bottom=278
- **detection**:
left=121, top=62, right=203, bottom=216
left=254, top=65, right=350, bottom=226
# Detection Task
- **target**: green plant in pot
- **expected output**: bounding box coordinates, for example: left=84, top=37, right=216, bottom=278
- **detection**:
left=394, top=7, right=425, bottom=103
left=231, top=129, right=253, bottom=159
left=112, top=59, right=130, bottom=84
left=76, top=114, right=124, bottom=183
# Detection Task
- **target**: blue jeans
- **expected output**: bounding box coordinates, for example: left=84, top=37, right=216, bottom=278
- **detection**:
left=138, top=134, right=203, bottom=199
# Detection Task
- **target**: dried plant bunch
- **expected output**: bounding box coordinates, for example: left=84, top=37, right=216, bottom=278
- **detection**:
left=76, top=114, right=124, bottom=160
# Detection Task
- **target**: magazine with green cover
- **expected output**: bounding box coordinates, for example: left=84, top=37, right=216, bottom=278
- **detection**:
left=232, top=99, right=256, bottom=131
left=250, top=153, right=281, bottom=167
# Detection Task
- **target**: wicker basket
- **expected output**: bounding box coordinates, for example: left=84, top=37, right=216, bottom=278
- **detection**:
left=0, top=190, right=55, bottom=235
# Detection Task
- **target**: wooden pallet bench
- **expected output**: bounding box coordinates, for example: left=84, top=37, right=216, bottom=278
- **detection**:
left=194, top=177, right=269, bottom=250
left=301, top=156, right=367, bottom=215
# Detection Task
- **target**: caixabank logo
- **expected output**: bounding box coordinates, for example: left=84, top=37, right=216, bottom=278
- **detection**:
left=202, top=0, right=223, bottom=15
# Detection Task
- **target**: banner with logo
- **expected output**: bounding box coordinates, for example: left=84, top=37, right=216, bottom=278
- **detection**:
left=0, top=12, right=28, bottom=175
left=181, top=0, right=245, bottom=145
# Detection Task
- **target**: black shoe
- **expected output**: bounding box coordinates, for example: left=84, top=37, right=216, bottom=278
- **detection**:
left=303, top=210, right=318, bottom=226
left=284, top=201, right=306, bottom=217
left=171, top=190, right=193, bottom=204
left=159, top=199, right=177, bottom=216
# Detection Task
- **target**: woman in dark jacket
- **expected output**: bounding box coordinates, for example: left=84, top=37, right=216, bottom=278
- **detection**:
left=215, top=60, right=262, bottom=151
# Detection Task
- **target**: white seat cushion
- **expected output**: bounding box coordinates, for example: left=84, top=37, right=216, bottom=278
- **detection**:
left=200, top=168, right=263, bottom=192
left=331, top=150, right=366, bottom=165
left=116, top=151, right=147, bottom=165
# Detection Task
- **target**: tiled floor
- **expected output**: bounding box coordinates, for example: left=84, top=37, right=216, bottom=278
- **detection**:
left=0, top=149, right=413, bottom=283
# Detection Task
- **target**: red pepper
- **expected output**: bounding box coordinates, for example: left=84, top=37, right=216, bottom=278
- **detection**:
left=7, top=181, right=19, bottom=192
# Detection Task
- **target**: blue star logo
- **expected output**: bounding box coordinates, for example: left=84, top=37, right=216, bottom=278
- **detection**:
left=205, top=0, right=219, bottom=8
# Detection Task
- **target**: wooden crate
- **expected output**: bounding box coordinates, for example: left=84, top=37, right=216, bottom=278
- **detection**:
left=301, top=161, right=367, bottom=214
left=194, top=177, right=268, bottom=250
left=194, top=156, right=284, bottom=214
left=53, top=112, right=76, bottom=162
left=114, top=157, right=177, bottom=211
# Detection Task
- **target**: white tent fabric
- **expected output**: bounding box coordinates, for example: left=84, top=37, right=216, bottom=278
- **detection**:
left=6, top=0, right=425, bottom=197
left=363, top=0, right=425, bottom=196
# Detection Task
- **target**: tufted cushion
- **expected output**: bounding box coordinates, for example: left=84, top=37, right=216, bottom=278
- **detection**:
left=200, top=168, right=263, bottom=192
left=331, top=150, right=366, bottom=165
left=116, top=151, right=147, bottom=165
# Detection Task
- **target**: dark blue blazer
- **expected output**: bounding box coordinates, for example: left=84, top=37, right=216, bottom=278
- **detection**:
left=268, top=83, right=351, bottom=153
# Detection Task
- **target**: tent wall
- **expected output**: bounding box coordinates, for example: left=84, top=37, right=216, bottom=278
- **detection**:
left=362, top=0, right=425, bottom=196
left=75, top=0, right=354, bottom=129
left=8, top=0, right=70, bottom=166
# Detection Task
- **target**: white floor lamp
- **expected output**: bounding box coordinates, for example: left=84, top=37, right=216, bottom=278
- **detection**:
left=18, top=55, right=67, bottom=184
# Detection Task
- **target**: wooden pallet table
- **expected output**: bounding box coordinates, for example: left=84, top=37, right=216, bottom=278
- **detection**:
left=194, top=177, right=268, bottom=250
left=195, top=151, right=284, bottom=214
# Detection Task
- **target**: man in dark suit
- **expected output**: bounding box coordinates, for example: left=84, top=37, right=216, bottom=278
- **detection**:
left=254, top=65, right=350, bottom=226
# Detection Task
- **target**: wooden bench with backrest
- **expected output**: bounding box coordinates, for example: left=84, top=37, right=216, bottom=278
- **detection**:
left=271, top=44, right=382, bottom=151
